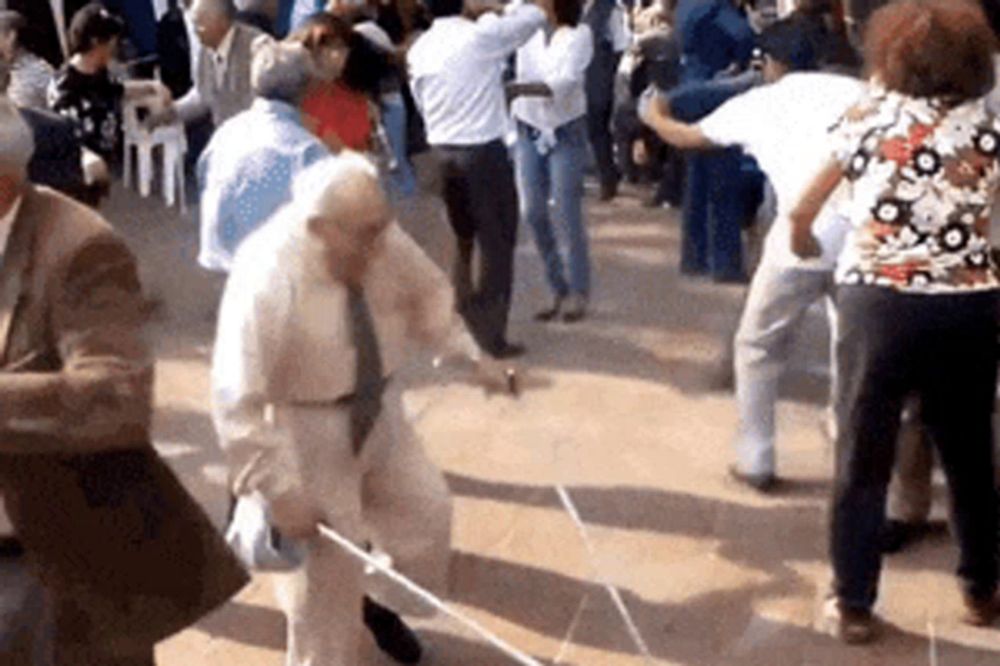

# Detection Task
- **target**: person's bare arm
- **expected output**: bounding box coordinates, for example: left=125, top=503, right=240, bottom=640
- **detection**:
left=789, top=159, right=844, bottom=259
left=639, top=91, right=715, bottom=150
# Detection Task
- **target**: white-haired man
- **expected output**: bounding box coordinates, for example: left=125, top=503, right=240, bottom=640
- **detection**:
left=0, top=94, right=248, bottom=665
left=212, top=153, right=512, bottom=665
left=197, top=39, right=328, bottom=271
left=168, top=0, right=272, bottom=128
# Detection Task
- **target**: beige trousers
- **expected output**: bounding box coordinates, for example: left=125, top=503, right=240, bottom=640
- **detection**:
left=272, top=387, right=453, bottom=666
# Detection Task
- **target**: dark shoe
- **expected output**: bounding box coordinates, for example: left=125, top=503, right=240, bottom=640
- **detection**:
left=962, top=593, right=998, bottom=627
left=490, top=342, right=526, bottom=359
left=561, top=294, right=587, bottom=323
left=0, top=535, right=24, bottom=558
left=643, top=192, right=667, bottom=208
left=535, top=296, right=564, bottom=322
left=881, top=519, right=931, bottom=554
left=822, top=596, right=878, bottom=644
left=727, top=464, right=778, bottom=493
left=598, top=180, right=618, bottom=202
left=363, top=596, right=423, bottom=664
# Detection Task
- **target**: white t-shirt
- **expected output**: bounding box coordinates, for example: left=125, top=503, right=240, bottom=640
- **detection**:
left=699, top=72, right=866, bottom=270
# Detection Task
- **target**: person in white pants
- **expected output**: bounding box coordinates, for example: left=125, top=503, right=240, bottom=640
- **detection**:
left=642, top=20, right=865, bottom=490
left=212, top=153, right=512, bottom=665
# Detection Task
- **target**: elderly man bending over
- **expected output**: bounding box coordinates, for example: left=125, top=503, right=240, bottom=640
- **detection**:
left=212, top=153, right=511, bottom=665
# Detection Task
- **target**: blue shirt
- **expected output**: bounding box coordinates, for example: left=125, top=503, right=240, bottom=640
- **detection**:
left=197, top=98, right=329, bottom=272
left=674, top=0, right=755, bottom=83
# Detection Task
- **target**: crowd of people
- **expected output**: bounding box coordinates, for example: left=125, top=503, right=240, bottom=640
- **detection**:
left=1, top=0, right=1000, bottom=663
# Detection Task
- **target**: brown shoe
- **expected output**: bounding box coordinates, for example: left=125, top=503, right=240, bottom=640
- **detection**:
left=962, top=593, right=998, bottom=627
left=822, top=596, right=878, bottom=644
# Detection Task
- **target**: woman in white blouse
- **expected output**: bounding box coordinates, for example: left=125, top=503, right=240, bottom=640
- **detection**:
left=509, top=0, right=594, bottom=322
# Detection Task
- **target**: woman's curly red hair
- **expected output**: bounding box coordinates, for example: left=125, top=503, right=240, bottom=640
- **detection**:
left=864, top=0, right=997, bottom=102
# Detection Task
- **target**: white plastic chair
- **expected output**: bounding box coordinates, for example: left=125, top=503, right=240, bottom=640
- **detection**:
left=122, top=97, right=187, bottom=212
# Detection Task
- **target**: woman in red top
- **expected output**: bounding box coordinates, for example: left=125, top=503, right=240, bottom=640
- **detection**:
left=289, top=13, right=374, bottom=152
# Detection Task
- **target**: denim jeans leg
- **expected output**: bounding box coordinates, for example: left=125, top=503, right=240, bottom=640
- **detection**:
left=549, top=120, right=590, bottom=297
left=515, top=124, right=569, bottom=298
left=706, top=150, right=746, bottom=281
left=682, top=154, right=710, bottom=275
left=381, top=98, right=418, bottom=199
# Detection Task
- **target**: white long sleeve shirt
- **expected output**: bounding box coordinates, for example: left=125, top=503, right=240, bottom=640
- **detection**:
left=407, top=2, right=546, bottom=146
left=211, top=214, right=479, bottom=501
left=511, top=25, right=593, bottom=133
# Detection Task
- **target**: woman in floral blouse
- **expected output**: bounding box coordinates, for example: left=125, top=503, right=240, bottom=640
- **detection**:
left=48, top=4, right=168, bottom=165
left=790, top=0, right=1000, bottom=644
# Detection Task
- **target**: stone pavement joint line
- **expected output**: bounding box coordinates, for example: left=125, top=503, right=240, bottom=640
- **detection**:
left=553, top=592, right=590, bottom=665
left=315, top=523, right=545, bottom=666
left=555, top=485, right=656, bottom=665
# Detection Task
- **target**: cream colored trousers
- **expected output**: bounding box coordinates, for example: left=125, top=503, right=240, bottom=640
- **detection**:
left=272, top=387, right=452, bottom=666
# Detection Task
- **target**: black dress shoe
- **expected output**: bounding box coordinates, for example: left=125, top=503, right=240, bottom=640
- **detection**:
left=490, top=342, right=526, bottom=359
left=727, top=465, right=778, bottom=493
left=598, top=180, right=618, bottom=202
left=561, top=295, right=587, bottom=323
left=0, top=535, right=24, bottom=558
left=881, top=519, right=931, bottom=554
left=534, top=297, right=564, bottom=322
left=363, top=596, right=422, bottom=664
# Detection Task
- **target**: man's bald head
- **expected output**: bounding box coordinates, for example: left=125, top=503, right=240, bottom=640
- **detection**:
left=296, top=153, right=391, bottom=282
left=186, top=0, right=236, bottom=49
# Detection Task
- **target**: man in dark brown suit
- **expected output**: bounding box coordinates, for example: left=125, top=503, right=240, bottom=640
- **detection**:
left=0, top=95, right=248, bottom=665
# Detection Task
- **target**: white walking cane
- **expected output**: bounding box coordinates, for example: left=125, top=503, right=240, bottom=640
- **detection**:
left=315, top=523, right=545, bottom=666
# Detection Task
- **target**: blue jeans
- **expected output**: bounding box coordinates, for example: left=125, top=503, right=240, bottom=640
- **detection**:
left=682, top=149, right=752, bottom=281
left=381, top=97, right=418, bottom=199
left=514, top=118, right=590, bottom=298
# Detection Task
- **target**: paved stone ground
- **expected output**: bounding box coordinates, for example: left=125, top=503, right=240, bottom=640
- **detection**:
left=3, top=159, right=1000, bottom=665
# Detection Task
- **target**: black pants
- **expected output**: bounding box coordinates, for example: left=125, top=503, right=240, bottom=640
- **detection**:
left=436, top=140, right=519, bottom=354
left=832, top=286, right=999, bottom=609
left=585, top=46, right=622, bottom=191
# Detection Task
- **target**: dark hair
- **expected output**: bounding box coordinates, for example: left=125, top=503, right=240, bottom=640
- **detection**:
left=68, top=3, right=125, bottom=56
left=424, top=0, right=464, bottom=19
left=288, top=11, right=391, bottom=96
left=553, top=0, right=584, bottom=26
left=981, top=0, right=1000, bottom=39
left=864, top=0, right=997, bottom=102
left=758, top=17, right=819, bottom=72
left=287, top=11, right=355, bottom=53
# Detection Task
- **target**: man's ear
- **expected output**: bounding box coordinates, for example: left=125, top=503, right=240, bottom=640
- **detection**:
left=306, top=216, right=325, bottom=236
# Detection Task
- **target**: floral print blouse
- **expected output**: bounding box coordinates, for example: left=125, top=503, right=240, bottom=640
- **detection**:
left=48, top=65, right=125, bottom=162
left=832, top=85, right=1000, bottom=293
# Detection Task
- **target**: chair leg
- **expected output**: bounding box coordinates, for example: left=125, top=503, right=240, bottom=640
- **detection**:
left=123, top=142, right=132, bottom=190
left=138, top=143, right=152, bottom=198
left=177, top=154, right=187, bottom=214
left=163, top=141, right=176, bottom=208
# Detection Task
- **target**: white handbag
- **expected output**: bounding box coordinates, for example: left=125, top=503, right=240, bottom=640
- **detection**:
left=225, top=491, right=305, bottom=572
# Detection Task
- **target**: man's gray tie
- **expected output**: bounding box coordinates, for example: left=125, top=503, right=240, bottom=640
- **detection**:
left=348, top=284, right=384, bottom=455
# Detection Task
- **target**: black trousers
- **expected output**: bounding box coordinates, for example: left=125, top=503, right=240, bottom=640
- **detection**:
left=832, top=286, right=999, bottom=609
left=585, top=45, right=622, bottom=190
left=436, top=140, right=519, bottom=354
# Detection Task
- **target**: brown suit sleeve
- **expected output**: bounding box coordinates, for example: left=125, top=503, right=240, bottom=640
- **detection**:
left=0, top=233, right=153, bottom=452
